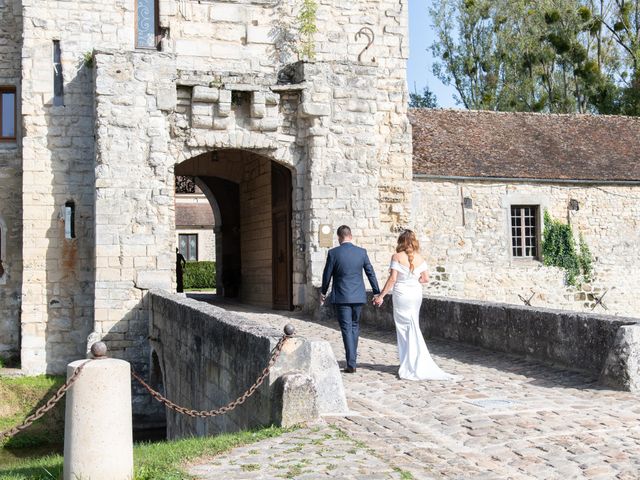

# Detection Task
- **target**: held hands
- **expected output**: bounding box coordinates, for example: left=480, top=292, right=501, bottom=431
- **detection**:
left=320, top=293, right=326, bottom=306
left=372, top=295, right=384, bottom=307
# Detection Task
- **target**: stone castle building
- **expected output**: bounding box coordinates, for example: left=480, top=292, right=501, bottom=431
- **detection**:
left=0, top=0, right=412, bottom=373
left=0, top=0, right=638, bottom=376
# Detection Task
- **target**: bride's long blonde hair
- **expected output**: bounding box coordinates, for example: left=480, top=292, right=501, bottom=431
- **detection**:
left=396, top=230, right=420, bottom=272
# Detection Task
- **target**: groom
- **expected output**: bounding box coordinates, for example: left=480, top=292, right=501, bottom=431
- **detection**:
left=321, top=225, right=380, bottom=373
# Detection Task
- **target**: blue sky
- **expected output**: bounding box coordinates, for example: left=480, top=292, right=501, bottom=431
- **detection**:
left=407, top=0, right=460, bottom=108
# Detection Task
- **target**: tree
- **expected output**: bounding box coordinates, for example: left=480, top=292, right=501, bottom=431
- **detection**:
left=430, top=0, right=504, bottom=110
left=409, top=85, right=439, bottom=108
left=429, top=0, right=639, bottom=115
left=588, top=0, right=640, bottom=114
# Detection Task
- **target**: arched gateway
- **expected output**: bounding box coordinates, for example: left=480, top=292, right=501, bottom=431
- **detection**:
left=176, top=150, right=296, bottom=309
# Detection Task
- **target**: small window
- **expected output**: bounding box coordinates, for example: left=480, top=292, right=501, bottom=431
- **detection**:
left=0, top=219, right=6, bottom=282
left=179, top=234, right=198, bottom=261
left=510, top=205, right=539, bottom=259
left=0, top=86, right=16, bottom=141
left=136, top=0, right=160, bottom=49
left=64, top=201, right=75, bottom=239
left=53, top=41, right=64, bottom=106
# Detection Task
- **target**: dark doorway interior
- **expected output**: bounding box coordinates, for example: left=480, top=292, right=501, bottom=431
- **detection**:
left=199, top=177, right=241, bottom=298
left=271, top=163, right=293, bottom=310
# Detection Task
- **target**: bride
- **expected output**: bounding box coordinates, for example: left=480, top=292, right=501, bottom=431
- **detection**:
left=373, top=230, right=457, bottom=381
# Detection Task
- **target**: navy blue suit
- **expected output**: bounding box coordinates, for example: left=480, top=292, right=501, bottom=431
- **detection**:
left=321, top=242, right=380, bottom=369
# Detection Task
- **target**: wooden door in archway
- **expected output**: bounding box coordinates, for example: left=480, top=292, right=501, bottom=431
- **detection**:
left=271, top=163, right=292, bottom=310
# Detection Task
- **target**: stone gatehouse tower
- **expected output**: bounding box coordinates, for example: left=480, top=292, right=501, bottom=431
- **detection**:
left=0, top=0, right=412, bottom=373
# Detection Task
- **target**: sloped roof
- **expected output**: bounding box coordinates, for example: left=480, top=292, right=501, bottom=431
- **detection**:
left=410, top=109, right=640, bottom=182
left=175, top=203, right=215, bottom=227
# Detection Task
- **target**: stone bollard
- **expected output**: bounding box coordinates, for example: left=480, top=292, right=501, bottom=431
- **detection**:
left=63, top=342, right=134, bottom=480
left=272, top=372, right=320, bottom=428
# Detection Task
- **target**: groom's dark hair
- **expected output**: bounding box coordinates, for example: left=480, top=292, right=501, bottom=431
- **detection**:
left=337, top=225, right=352, bottom=240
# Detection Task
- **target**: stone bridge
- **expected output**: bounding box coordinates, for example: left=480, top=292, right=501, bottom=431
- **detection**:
left=148, top=290, right=348, bottom=439
left=144, top=289, right=639, bottom=439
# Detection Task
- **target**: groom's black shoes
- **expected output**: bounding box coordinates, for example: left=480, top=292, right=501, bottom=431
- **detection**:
left=343, top=367, right=356, bottom=373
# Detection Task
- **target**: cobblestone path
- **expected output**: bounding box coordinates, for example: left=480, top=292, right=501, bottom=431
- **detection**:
left=188, top=303, right=640, bottom=479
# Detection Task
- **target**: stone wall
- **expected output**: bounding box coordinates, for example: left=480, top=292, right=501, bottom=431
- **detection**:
left=93, top=50, right=176, bottom=377
left=357, top=293, right=640, bottom=390
left=18, top=0, right=138, bottom=373
left=149, top=290, right=347, bottom=438
left=0, top=0, right=22, bottom=363
left=413, top=180, right=640, bottom=317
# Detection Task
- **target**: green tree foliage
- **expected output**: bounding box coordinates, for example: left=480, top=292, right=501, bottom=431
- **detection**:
left=541, top=211, right=593, bottom=285
left=429, top=0, right=640, bottom=114
left=409, top=85, right=439, bottom=108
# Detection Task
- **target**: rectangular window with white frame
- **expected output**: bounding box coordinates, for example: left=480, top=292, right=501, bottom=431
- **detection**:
left=179, top=233, right=198, bottom=261
left=510, top=205, right=540, bottom=259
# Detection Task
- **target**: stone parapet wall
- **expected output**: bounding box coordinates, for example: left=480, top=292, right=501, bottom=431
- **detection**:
left=356, top=293, right=640, bottom=391
left=0, top=0, right=22, bottom=362
left=149, top=290, right=347, bottom=438
left=413, top=180, right=640, bottom=316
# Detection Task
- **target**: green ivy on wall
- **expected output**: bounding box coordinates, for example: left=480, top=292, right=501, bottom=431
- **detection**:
left=541, top=211, right=593, bottom=286
left=298, top=0, right=318, bottom=60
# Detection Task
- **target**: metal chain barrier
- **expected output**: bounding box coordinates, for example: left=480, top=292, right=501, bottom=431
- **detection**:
left=131, top=330, right=294, bottom=418
left=1, top=325, right=296, bottom=440
left=0, top=360, right=92, bottom=442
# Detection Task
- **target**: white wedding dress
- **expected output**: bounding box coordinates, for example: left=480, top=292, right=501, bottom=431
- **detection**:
left=390, top=260, right=457, bottom=381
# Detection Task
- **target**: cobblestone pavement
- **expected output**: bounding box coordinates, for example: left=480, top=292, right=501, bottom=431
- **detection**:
left=189, top=302, right=640, bottom=479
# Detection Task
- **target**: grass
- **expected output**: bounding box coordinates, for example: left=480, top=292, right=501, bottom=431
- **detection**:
left=0, top=375, right=66, bottom=450
left=1, top=426, right=290, bottom=480
left=394, top=467, right=415, bottom=480
left=1, top=375, right=291, bottom=479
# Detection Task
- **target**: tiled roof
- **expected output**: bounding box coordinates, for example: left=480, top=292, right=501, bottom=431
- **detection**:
left=175, top=203, right=215, bottom=227
left=410, top=109, right=640, bottom=182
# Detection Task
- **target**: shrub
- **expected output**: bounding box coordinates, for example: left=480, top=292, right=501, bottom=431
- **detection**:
left=541, top=211, right=593, bottom=286
left=183, top=261, right=216, bottom=290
